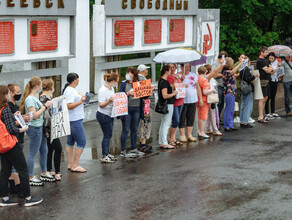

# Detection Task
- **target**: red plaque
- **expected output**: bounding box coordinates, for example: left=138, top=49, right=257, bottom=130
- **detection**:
left=169, top=19, right=185, bottom=43
left=0, top=21, right=14, bottom=55
left=144, top=20, right=162, bottom=44
left=114, top=20, right=134, bottom=47
left=30, top=20, right=58, bottom=52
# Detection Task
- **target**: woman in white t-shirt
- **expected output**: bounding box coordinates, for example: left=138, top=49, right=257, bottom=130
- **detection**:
left=96, top=73, right=119, bottom=163
left=62, top=73, right=86, bottom=173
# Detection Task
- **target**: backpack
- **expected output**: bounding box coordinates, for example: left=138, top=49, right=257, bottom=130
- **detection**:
left=0, top=107, right=18, bottom=153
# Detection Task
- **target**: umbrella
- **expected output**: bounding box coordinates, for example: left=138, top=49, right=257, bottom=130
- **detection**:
left=180, top=48, right=207, bottom=66
left=153, top=48, right=206, bottom=65
left=268, top=45, right=292, bottom=57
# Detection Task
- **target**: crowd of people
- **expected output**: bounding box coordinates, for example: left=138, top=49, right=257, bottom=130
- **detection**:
left=0, top=46, right=291, bottom=207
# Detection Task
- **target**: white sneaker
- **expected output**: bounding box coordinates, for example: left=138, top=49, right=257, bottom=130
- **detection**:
left=272, top=113, right=280, bottom=118
left=100, top=156, right=114, bottom=163
left=107, top=154, right=118, bottom=161
left=233, top=116, right=240, bottom=123
left=120, top=150, right=137, bottom=158
left=248, top=117, right=255, bottom=124
left=29, top=176, right=44, bottom=186
left=40, top=172, right=56, bottom=182
left=266, top=114, right=275, bottom=120
left=130, top=149, right=145, bottom=156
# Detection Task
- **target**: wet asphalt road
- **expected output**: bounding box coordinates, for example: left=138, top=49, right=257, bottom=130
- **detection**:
left=1, top=111, right=292, bottom=220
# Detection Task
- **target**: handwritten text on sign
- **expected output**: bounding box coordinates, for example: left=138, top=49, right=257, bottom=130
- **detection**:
left=133, top=79, right=153, bottom=99
left=51, top=96, right=71, bottom=143
left=111, top=92, right=128, bottom=117
left=175, top=83, right=186, bottom=99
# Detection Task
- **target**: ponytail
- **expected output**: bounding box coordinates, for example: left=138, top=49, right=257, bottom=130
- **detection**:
left=20, top=76, right=42, bottom=114
left=62, top=73, right=79, bottom=94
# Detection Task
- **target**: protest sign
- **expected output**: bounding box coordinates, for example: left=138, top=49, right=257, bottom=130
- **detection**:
left=51, top=96, right=71, bottom=143
left=133, top=79, right=153, bottom=99
left=111, top=92, right=128, bottom=117
left=175, top=83, right=186, bottom=99
left=251, top=70, right=263, bottom=100
left=14, top=112, right=27, bottom=128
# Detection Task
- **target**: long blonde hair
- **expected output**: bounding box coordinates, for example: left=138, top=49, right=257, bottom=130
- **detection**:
left=20, top=77, right=42, bottom=113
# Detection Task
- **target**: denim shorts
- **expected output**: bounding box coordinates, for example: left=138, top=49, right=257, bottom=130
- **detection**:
left=67, top=119, right=86, bottom=149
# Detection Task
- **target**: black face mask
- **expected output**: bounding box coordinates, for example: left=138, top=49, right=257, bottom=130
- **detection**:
left=14, top=94, right=22, bottom=101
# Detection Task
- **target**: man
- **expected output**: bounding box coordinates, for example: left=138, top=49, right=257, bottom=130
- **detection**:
left=281, top=55, right=292, bottom=116
left=212, top=51, right=228, bottom=121
left=137, top=64, right=153, bottom=152
left=256, top=46, right=274, bottom=123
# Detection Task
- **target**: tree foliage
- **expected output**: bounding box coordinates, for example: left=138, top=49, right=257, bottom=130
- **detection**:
left=199, top=0, right=292, bottom=59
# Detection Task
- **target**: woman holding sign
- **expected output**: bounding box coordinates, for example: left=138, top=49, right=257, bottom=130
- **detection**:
left=40, top=79, right=62, bottom=181
left=63, top=73, right=87, bottom=173
left=96, top=73, right=119, bottom=163
left=20, top=77, right=55, bottom=186
left=119, top=67, right=145, bottom=157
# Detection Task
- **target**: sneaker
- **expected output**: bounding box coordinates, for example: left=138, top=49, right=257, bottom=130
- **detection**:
left=130, top=149, right=145, bottom=156
left=120, top=150, right=136, bottom=158
left=248, top=117, right=255, bottom=124
left=272, top=113, right=280, bottom=118
left=233, top=116, right=240, bottom=123
left=100, top=156, right=114, bottom=163
left=24, top=196, right=43, bottom=207
left=107, top=154, right=118, bottom=161
left=266, top=114, right=275, bottom=120
left=179, top=136, right=188, bottom=143
left=0, top=198, right=18, bottom=207
left=187, top=135, right=197, bottom=142
left=29, top=176, right=44, bottom=186
left=40, top=172, right=55, bottom=182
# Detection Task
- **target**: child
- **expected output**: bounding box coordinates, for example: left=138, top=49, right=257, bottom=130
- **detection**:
left=197, top=66, right=217, bottom=139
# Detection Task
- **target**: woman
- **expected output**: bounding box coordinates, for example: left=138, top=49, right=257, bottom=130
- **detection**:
left=197, top=66, right=217, bottom=138
left=178, top=63, right=203, bottom=142
left=20, top=77, right=55, bottom=186
left=222, top=57, right=243, bottom=131
left=119, top=67, right=145, bottom=157
left=0, top=85, right=42, bottom=207
left=240, top=58, right=260, bottom=128
left=96, top=73, right=119, bottom=163
left=204, top=64, right=223, bottom=136
left=265, top=52, right=279, bottom=119
left=158, top=65, right=178, bottom=149
left=281, top=55, right=292, bottom=116
left=40, top=79, right=62, bottom=181
left=63, top=73, right=87, bottom=173
left=167, top=64, right=184, bottom=146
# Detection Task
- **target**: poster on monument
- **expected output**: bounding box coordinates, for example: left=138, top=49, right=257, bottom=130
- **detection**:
left=50, top=96, right=71, bottom=143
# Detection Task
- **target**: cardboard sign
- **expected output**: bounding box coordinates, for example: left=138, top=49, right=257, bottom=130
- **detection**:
left=175, top=83, right=186, bottom=99
left=133, top=79, right=153, bottom=99
left=51, top=96, right=71, bottom=143
left=0, top=21, right=14, bottom=54
left=111, top=92, right=128, bottom=118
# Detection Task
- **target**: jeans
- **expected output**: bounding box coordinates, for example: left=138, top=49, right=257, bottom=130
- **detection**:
left=96, top=111, right=114, bottom=156
left=265, top=81, right=278, bottom=114
left=171, top=104, right=183, bottom=128
left=121, top=107, right=141, bottom=151
left=67, top=120, right=86, bottom=149
left=26, top=126, right=48, bottom=177
left=159, top=104, right=174, bottom=146
left=224, top=94, right=235, bottom=129
left=240, top=92, right=254, bottom=124
left=0, top=143, right=30, bottom=198
left=283, top=81, right=292, bottom=113
left=217, top=86, right=225, bottom=117
left=47, top=138, right=62, bottom=174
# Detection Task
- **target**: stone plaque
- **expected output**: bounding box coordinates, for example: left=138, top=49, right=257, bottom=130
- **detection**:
left=144, top=19, right=162, bottom=44
left=169, top=19, right=185, bottom=42
left=30, top=20, right=58, bottom=52
left=114, top=20, right=135, bottom=47
left=0, top=21, right=15, bottom=55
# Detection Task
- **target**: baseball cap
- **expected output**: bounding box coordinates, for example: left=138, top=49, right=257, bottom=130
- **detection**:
left=137, top=64, right=150, bottom=72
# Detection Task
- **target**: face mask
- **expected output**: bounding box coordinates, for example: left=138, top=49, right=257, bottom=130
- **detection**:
left=14, top=94, right=22, bottom=101
left=126, top=74, right=132, bottom=81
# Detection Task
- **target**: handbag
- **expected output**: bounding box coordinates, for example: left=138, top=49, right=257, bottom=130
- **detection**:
left=207, top=93, right=219, bottom=104
left=260, top=80, right=269, bottom=87
left=241, top=68, right=253, bottom=96
left=155, top=80, right=169, bottom=114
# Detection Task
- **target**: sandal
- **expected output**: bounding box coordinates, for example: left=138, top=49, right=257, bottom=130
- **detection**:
left=55, top=173, right=62, bottom=181
left=160, top=145, right=175, bottom=149
left=71, top=166, right=87, bottom=173
left=258, top=118, right=268, bottom=123
left=174, top=140, right=183, bottom=146
left=168, top=141, right=177, bottom=147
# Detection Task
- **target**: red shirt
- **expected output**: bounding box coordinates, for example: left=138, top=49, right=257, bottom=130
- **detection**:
left=167, top=74, right=184, bottom=106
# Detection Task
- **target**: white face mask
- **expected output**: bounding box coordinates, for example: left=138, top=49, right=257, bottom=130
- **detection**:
left=126, top=74, right=132, bottom=81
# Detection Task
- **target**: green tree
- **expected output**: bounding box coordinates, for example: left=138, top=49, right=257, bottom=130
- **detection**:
left=199, top=0, right=292, bottom=60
